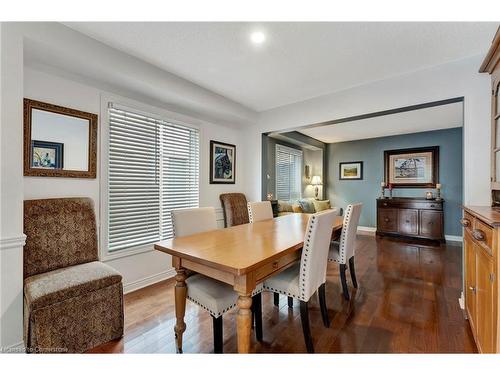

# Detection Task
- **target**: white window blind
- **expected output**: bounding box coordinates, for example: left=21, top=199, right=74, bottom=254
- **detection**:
left=276, top=144, right=303, bottom=201
left=108, top=104, right=199, bottom=252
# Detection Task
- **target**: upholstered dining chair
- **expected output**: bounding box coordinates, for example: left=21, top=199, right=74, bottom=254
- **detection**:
left=328, top=203, right=363, bottom=300
left=219, top=193, right=249, bottom=227
left=247, top=201, right=274, bottom=223
left=258, top=209, right=338, bottom=353
left=171, top=207, right=262, bottom=353
left=247, top=200, right=295, bottom=309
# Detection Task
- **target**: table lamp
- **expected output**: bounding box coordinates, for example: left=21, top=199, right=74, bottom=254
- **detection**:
left=311, top=175, right=322, bottom=199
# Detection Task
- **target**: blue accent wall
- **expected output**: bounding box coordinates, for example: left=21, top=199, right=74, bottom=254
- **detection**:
left=326, top=127, right=463, bottom=236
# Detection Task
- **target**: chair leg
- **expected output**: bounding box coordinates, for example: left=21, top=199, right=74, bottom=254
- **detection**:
left=273, top=292, right=279, bottom=306
left=288, top=296, right=293, bottom=308
left=252, top=294, right=263, bottom=341
left=299, top=301, right=314, bottom=353
left=318, top=283, right=330, bottom=328
left=349, top=256, right=358, bottom=288
left=212, top=316, right=223, bottom=353
left=340, top=264, right=350, bottom=300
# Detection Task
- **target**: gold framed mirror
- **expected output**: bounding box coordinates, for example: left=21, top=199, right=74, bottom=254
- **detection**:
left=23, top=98, right=97, bottom=178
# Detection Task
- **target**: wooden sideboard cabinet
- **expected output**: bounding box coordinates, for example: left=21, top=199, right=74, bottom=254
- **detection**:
left=376, top=197, right=444, bottom=242
left=461, top=206, right=500, bottom=353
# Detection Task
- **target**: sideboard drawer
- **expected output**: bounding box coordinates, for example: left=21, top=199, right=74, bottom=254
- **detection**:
left=473, top=219, right=494, bottom=256
left=377, top=199, right=442, bottom=210
left=378, top=208, right=398, bottom=232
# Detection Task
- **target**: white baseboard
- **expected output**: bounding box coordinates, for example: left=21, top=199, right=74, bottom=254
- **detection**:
left=123, top=268, right=176, bottom=294
left=458, top=291, right=465, bottom=310
left=357, top=226, right=376, bottom=236
left=445, top=235, right=463, bottom=242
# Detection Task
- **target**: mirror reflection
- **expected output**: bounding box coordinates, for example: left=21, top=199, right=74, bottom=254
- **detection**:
left=31, top=109, right=90, bottom=171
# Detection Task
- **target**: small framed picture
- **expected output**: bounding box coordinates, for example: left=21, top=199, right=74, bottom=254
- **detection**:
left=384, top=146, right=439, bottom=188
left=339, top=161, right=363, bottom=180
left=210, top=140, right=235, bottom=184
left=31, top=140, right=64, bottom=169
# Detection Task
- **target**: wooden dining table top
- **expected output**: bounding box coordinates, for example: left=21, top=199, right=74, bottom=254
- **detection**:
left=154, top=213, right=343, bottom=276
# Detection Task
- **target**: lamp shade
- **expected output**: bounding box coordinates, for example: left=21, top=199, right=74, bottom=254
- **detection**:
left=311, top=175, right=322, bottom=185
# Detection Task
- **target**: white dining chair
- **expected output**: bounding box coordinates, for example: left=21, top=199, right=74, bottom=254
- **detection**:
left=247, top=200, right=295, bottom=309
left=258, top=209, right=338, bottom=353
left=328, top=203, right=362, bottom=300
left=171, top=207, right=262, bottom=353
left=247, top=201, right=274, bottom=223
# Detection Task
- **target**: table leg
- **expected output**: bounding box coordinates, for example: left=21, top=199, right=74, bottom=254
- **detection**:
left=174, top=268, right=187, bottom=353
left=236, top=293, right=252, bottom=353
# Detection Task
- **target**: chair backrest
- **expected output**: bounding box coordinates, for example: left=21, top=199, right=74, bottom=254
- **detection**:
left=338, top=203, right=363, bottom=262
left=171, top=207, right=217, bottom=237
left=247, top=201, right=273, bottom=223
left=23, top=198, right=98, bottom=279
left=219, top=193, right=249, bottom=227
left=299, top=209, right=337, bottom=301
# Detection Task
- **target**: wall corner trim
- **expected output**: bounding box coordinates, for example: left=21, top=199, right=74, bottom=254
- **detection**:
left=0, top=234, right=27, bottom=251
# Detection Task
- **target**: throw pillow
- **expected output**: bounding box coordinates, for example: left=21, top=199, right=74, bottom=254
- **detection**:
left=313, top=199, right=331, bottom=212
left=298, top=198, right=316, bottom=213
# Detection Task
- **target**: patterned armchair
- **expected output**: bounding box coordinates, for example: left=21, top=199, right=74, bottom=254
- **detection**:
left=23, top=198, right=124, bottom=353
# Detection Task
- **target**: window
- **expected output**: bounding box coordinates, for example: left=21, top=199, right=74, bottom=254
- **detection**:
left=107, top=104, right=199, bottom=253
left=275, top=144, right=303, bottom=201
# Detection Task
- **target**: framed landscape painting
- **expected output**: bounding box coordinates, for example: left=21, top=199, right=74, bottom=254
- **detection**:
left=384, top=146, right=439, bottom=188
left=339, top=161, right=363, bottom=180
left=210, top=140, right=235, bottom=184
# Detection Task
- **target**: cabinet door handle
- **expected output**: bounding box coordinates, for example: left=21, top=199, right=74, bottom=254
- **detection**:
left=384, top=218, right=389, bottom=222
left=406, top=220, right=410, bottom=223
left=472, top=229, right=486, bottom=242
left=430, top=204, right=435, bottom=208
left=469, top=286, right=476, bottom=293
left=383, top=203, right=388, bottom=206
left=460, top=218, right=471, bottom=227
left=272, top=261, right=279, bottom=270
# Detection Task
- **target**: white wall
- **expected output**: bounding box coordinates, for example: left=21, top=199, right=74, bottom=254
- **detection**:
left=244, top=55, right=491, bottom=208
left=0, top=22, right=256, bottom=348
left=0, top=23, right=25, bottom=349
left=23, top=67, right=248, bottom=292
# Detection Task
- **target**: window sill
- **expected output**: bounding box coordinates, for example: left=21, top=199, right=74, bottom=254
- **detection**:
left=100, top=243, right=161, bottom=262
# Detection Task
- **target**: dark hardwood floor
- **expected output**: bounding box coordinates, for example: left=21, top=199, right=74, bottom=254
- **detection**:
left=89, top=235, right=477, bottom=353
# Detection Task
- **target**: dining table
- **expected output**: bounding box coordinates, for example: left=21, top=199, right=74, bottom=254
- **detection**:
left=154, top=212, right=344, bottom=353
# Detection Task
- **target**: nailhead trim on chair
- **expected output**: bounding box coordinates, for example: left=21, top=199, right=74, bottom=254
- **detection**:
left=186, top=295, right=236, bottom=319
left=186, top=286, right=263, bottom=318
left=247, top=202, right=254, bottom=223
left=300, top=215, right=316, bottom=300
left=328, top=205, right=353, bottom=265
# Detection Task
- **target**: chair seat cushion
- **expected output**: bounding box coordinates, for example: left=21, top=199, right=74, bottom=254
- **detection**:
left=262, top=262, right=302, bottom=300
left=328, top=241, right=342, bottom=263
left=186, top=274, right=239, bottom=318
left=186, top=275, right=263, bottom=318
left=24, top=261, right=122, bottom=311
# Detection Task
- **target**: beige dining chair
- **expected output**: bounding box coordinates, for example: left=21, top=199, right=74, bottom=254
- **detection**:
left=328, top=203, right=362, bottom=300
left=171, top=207, right=262, bottom=353
left=247, top=201, right=274, bottom=223
left=247, top=200, right=294, bottom=309
left=257, top=209, right=337, bottom=353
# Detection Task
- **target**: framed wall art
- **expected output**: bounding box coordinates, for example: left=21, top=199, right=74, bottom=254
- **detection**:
left=384, top=146, right=439, bottom=188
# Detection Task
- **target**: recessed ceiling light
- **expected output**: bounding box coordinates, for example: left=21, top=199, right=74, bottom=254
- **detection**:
left=250, top=31, right=266, bottom=45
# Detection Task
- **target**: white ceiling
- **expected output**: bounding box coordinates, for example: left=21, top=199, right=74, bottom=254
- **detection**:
left=298, top=101, right=463, bottom=143
left=64, top=22, right=498, bottom=111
